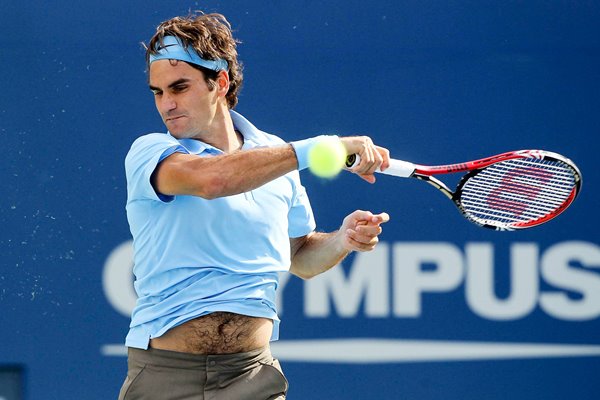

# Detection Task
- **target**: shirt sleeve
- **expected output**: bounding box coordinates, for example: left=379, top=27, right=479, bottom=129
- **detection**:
left=125, top=133, right=189, bottom=203
left=287, top=171, right=317, bottom=238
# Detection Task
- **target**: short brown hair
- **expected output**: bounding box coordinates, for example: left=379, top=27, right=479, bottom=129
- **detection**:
left=145, top=12, right=243, bottom=109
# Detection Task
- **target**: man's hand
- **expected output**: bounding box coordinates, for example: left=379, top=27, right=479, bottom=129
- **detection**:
left=340, top=136, right=390, bottom=183
left=338, top=210, right=390, bottom=252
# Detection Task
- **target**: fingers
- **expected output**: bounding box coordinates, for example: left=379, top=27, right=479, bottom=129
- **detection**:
left=344, top=221, right=385, bottom=251
left=370, top=212, right=390, bottom=225
left=377, top=147, right=391, bottom=172
left=340, top=136, right=391, bottom=182
left=344, top=228, right=380, bottom=251
left=358, top=173, right=377, bottom=184
left=346, top=210, right=389, bottom=225
left=341, top=211, right=390, bottom=252
left=356, top=138, right=382, bottom=176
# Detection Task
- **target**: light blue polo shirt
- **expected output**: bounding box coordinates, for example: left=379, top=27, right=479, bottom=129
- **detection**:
left=124, top=111, right=316, bottom=349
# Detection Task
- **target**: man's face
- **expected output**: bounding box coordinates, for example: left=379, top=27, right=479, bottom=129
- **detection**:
left=149, top=59, right=218, bottom=139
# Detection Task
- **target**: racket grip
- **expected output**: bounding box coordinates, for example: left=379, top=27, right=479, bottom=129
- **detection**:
left=345, top=154, right=416, bottom=178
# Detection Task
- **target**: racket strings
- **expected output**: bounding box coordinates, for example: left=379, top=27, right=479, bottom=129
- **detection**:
left=465, top=177, right=570, bottom=205
left=473, top=161, right=574, bottom=195
left=459, top=158, right=577, bottom=227
left=464, top=180, right=573, bottom=219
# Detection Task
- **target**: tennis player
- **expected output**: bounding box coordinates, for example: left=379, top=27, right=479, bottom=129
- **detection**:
left=119, top=12, right=390, bottom=400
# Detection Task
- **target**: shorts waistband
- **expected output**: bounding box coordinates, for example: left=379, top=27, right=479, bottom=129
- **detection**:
left=127, top=345, right=273, bottom=371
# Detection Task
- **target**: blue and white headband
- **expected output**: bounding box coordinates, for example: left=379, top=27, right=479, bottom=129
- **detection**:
left=148, top=35, right=229, bottom=72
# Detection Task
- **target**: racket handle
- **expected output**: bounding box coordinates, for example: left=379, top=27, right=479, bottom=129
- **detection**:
left=345, top=154, right=416, bottom=178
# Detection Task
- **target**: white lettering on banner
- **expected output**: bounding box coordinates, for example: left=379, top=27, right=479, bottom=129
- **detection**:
left=296, top=241, right=600, bottom=321
left=304, top=243, right=389, bottom=317
left=102, top=240, right=600, bottom=321
left=540, top=241, right=600, bottom=320
left=465, top=243, right=538, bottom=320
left=393, top=243, right=463, bottom=317
left=102, top=240, right=136, bottom=317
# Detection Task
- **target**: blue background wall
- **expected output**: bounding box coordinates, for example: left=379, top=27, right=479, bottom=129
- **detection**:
left=1, top=1, right=599, bottom=399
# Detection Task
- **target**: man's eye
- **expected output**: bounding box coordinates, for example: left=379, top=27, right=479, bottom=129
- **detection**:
left=173, top=85, right=187, bottom=92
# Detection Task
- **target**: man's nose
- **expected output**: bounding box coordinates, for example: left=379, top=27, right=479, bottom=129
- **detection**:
left=159, top=93, right=176, bottom=112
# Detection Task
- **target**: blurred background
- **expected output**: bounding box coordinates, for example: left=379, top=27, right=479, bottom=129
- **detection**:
left=1, top=1, right=599, bottom=399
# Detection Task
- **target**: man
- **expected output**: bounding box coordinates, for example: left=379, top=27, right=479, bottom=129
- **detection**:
left=119, top=12, right=390, bottom=400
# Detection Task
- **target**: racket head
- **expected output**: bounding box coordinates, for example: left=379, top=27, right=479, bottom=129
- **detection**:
left=452, top=150, right=582, bottom=230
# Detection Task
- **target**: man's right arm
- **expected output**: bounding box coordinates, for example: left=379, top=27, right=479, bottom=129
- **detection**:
left=151, top=145, right=298, bottom=199
left=151, top=135, right=390, bottom=200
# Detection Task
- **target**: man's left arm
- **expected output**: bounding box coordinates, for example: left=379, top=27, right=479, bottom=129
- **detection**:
left=289, top=210, right=390, bottom=279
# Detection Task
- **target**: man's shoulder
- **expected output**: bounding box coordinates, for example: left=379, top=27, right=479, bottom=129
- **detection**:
left=127, top=132, right=179, bottom=154
left=130, top=132, right=176, bottom=147
left=125, top=132, right=180, bottom=168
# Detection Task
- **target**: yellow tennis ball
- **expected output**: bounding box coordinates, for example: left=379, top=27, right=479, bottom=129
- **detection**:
left=307, top=137, right=347, bottom=178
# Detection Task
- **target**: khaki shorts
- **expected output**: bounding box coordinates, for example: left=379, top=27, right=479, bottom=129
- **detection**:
left=118, top=346, right=288, bottom=400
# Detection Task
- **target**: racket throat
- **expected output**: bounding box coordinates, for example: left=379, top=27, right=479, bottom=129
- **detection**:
left=415, top=174, right=454, bottom=199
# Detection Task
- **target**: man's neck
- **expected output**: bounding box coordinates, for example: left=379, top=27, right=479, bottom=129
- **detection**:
left=194, top=106, right=243, bottom=153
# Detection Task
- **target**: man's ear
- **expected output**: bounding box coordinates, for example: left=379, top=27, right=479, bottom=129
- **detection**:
left=216, top=70, right=230, bottom=96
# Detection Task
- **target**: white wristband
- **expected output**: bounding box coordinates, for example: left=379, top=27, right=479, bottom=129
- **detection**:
left=290, top=135, right=337, bottom=170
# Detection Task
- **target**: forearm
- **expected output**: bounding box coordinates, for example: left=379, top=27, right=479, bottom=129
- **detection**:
left=194, top=145, right=298, bottom=197
left=158, top=144, right=299, bottom=199
left=289, top=231, right=351, bottom=280
left=289, top=210, right=391, bottom=279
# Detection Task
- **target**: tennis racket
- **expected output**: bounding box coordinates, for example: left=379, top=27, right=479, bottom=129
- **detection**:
left=346, top=150, right=582, bottom=230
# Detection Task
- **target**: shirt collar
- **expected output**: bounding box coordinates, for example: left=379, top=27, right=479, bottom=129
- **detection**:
left=167, top=110, right=263, bottom=155
left=230, top=110, right=262, bottom=148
